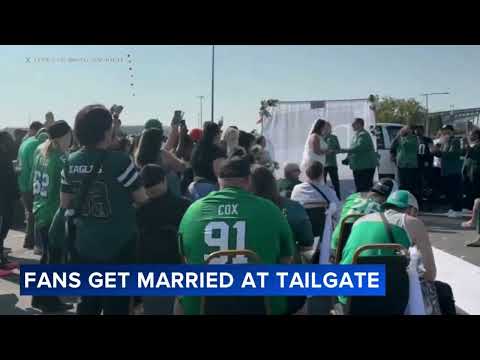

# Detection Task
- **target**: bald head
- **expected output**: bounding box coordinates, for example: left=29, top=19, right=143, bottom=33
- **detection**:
left=284, top=163, right=301, bottom=181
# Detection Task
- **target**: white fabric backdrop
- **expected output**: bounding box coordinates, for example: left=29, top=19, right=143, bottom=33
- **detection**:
left=262, top=99, right=376, bottom=181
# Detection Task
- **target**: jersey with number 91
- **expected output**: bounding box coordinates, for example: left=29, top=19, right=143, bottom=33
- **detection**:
left=178, top=186, right=295, bottom=314
left=179, top=186, right=294, bottom=265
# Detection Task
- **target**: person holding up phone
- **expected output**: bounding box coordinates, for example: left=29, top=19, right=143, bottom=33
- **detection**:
left=135, top=112, right=187, bottom=197
left=108, top=104, right=125, bottom=151
left=188, top=121, right=227, bottom=201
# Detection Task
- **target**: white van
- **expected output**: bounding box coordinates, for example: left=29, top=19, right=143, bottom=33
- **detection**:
left=370, top=123, right=403, bottom=180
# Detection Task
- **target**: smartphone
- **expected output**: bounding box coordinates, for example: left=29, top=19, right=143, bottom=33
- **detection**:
left=173, top=110, right=184, bottom=126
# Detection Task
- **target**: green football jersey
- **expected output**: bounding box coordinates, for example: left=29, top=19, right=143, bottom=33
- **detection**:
left=17, top=134, right=48, bottom=193
left=338, top=211, right=411, bottom=304
left=393, top=135, right=418, bottom=168
left=60, top=149, right=141, bottom=261
left=32, top=147, right=66, bottom=228
left=331, top=192, right=382, bottom=251
left=178, top=186, right=295, bottom=315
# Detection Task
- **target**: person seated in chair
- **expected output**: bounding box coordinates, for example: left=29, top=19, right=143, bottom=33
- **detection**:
left=331, top=178, right=397, bottom=253
left=176, top=156, right=295, bottom=315
left=250, top=165, right=314, bottom=256
left=340, top=190, right=455, bottom=315
left=290, top=160, right=340, bottom=222
left=277, top=163, right=302, bottom=199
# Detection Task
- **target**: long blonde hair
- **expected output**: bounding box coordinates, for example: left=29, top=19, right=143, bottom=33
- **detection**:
left=38, top=131, right=71, bottom=158
left=221, top=127, right=239, bottom=156
left=38, top=138, right=59, bottom=158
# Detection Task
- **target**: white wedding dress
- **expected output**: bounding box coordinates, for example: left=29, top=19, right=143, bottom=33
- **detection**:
left=300, top=133, right=328, bottom=171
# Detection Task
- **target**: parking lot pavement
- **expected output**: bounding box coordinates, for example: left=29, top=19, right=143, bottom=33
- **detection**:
left=0, top=229, right=76, bottom=315
left=1, top=215, right=479, bottom=315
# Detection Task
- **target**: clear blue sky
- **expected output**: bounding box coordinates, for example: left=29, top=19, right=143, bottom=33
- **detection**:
left=1, top=45, right=479, bottom=130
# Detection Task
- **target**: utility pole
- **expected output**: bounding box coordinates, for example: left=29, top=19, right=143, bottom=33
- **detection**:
left=211, top=45, right=215, bottom=123
left=197, top=96, right=204, bottom=128
left=421, top=92, right=450, bottom=136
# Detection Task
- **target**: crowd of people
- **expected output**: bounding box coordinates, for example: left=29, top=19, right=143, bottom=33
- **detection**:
left=0, top=105, right=472, bottom=315
left=390, top=124, right=480, bottom=224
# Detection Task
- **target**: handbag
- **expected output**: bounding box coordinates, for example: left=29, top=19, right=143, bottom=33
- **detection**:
left=379, top=212, right=441, bottom=315
left=308, top=182, right=332, bottom=264
left=419, top=279, right=442, bottom=315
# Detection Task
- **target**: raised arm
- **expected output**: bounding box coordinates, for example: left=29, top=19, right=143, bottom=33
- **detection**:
left=405, top=216, right=437, bottom=282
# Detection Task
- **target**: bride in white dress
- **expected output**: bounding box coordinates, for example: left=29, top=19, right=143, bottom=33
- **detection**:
left=300, top=118, right=330, bottom=171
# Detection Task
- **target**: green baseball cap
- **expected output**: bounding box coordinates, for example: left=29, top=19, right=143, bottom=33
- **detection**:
left=36, top=129, right=49, bottom=143
left=144, top=119, right=163, bottom=130
left=383, top=190, right=419, bottom=211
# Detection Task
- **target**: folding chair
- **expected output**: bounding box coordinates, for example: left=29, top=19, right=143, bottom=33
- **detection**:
left=334, top=214, right=364, bottom=264
left=303, top=202, right=334, bottom=314
left=331, top=244, right=410, bottom=315
left=200, top=250, right=271, bottom=315
left=303, top=202, right=327, bottom=264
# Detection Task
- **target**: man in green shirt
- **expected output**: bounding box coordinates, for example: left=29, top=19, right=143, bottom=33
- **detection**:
left=341, top=118, right=378, bottom=192
left=17, top=123, right=48, bottom=249
left=277, top=163, right=301, bottom=199
left=324, top=122, right=341, bottom=200
left=390, top=126, right=421, bottom=208
left=177, top=157, right=295, bottom=315
left=331, top=177, right=397, bottom=253
left=433, top=125, right=464, bottom=218
left=339, top=190, right=437, bottom=307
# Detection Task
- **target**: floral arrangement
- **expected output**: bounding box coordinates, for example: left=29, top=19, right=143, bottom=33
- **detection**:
left=259, top=99, right=279, bottom=121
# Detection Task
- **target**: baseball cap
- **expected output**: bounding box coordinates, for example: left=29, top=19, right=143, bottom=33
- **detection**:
left=441, top=124, right=454, bottom=132
left=371, top=178, right=398, bottom=197
left=383, top=190, right=419, bottom=211
left=36, top=128, right=49, bottom=142
left=189, top=128, right=203, bottom=142
left=144, top=119, right=163, bottom=130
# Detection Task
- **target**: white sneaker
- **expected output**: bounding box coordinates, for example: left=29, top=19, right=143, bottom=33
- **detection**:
left=447, top=210, right=462, bottom=218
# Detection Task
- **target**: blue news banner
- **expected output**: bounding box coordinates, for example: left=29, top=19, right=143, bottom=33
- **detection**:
left=20, top=265, right=385, bottom=297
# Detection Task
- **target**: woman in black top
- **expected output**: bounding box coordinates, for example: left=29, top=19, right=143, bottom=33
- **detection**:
left=135, top=127, right=186, bottom=197
left=190, top=122, right=226, bottom=184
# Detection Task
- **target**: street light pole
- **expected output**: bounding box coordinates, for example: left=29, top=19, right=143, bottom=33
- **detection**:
left=197, top=96, right=204, bottom=128
left=211, top=45, right=215, bottom=123
left=421, top=92, right=450, bottom=136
